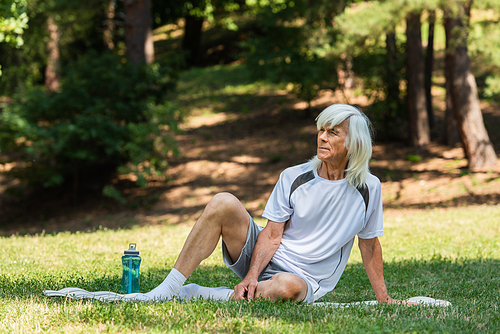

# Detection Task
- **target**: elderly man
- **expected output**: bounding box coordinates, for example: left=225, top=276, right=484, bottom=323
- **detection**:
left=133, top=103, right=402, bottom=305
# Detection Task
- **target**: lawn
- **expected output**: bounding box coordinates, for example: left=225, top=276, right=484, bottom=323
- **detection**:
left=1, top=205, right=499, bottom=333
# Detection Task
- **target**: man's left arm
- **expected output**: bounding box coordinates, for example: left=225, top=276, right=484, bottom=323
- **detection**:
left=358, top=237, right=411, bottom=305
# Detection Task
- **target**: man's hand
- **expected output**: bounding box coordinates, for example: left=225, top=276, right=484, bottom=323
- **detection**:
left=232, top=220, right=284, bottom=301
left=233, top=277, right=259, bottom=301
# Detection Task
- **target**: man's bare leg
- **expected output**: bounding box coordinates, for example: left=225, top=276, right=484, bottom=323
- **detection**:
left=174, top=192, right=250, bottom=276
left=132, top=192, right=250, bottom=301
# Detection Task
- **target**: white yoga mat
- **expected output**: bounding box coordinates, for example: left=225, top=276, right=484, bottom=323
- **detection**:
left=43, top=288, right=141, bottom=302
left=312, top=296, right=452, bottom=307
left=42, top=287, right=451, bottom=307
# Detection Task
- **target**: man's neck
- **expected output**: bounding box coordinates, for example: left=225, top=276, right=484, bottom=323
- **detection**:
left=318, top=162, right=347, bottom=181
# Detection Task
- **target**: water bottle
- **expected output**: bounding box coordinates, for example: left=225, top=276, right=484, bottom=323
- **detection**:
left=121, top=243, right=141, bottom=294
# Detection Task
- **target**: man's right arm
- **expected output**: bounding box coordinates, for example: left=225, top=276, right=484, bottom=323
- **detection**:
left=233, top=220, right=284, bottom=300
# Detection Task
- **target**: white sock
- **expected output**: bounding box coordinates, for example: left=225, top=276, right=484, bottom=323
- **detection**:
left=179, top=283, right=234, bottom=302
left=129, top=268, right=187, bottom=302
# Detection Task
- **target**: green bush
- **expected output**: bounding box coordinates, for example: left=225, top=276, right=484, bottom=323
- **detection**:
left=351, top=40, right=408, bottom=142
left=241, top=3, right=339, bottom=107
left=0, top=52, right=180, bottom=196
left=243, top=24, right=338, bottom=106
left=484, top=76, right=500, bottom=101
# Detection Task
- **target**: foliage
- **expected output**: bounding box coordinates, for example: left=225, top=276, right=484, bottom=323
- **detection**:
left=406, top=154, right=422, bottom=162
left=152, top=0, right=245, bottom=31
left=332, top=2, right=411, bottom=141
left=349, top=34, right=409, bottom=141
left=0, top=52, right=180, bottom=195
left=243, top=27, right=338, bottom=105
left=334, top=0, right=500, bottom=91
left=0, top=0, right=29, bottom=76
left=467, top=5, right=500, bottom=101
left=0, top=0, right=113, bottom=95
left=242, top=0, right=342, bottom=106
left=334, top=0, right=442, bottom=53
left=0, top=0, right=28, bottom=48
left=484, top=76, right=500, bottom=100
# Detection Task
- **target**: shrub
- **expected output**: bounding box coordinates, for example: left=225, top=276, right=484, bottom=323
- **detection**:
left=241, top=4, right=339, bottom=108
left=243, top=25, right=339, bottom=106
left=0, top=52, right=180, bottom=198
left=351, top=41, right=408, bottom=142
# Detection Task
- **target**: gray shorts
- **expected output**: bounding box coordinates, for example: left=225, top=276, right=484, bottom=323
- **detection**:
left=221, top=213, right=314, bottom=304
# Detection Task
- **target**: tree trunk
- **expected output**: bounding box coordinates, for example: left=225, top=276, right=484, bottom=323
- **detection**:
left=45, top=16, right=60, bottom=92
left=144, top=27, right=154, bottom=64
left=381, top=31, right=406, bottom=141
left=445, top=2, right=497, bottom=170
left=103, top=0, right=116, bottom=50
left=444, top=15, right=460, bottom=146
left=182, top=14, right=204, bottom=67
left=344, top=54, right=354, bottom=89
left=385, top=32, right=400, bottom=115
left=444, top=68, right=460, bottom=146
left=406, top=12, right=430, bottom=147
left=124, top=0, right=154, bottom=64
left=425, top=10, right=435, bottom=129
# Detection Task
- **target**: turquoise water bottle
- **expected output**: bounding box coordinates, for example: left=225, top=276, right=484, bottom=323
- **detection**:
left=121, top=243, right=141, bottom=294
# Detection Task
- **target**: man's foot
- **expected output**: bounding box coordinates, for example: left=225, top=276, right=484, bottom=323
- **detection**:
left=179, top=283, right=234, bottom=301
left=126, top=268, right=186, bottom=302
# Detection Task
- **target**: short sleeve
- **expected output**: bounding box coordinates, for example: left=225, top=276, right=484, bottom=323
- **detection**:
left=262, top=171, right=294, bottom=223
left=357, top=178, right=384, bottom=239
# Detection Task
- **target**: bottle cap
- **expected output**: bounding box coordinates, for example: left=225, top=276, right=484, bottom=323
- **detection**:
left=124, top=243, right=140, bottom=255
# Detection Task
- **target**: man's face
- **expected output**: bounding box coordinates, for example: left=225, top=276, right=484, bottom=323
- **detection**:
left=317, top=120, right=349, bottom=165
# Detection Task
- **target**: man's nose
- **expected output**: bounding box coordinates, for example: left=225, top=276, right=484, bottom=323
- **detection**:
left=319, top=131, right=328, bottom=141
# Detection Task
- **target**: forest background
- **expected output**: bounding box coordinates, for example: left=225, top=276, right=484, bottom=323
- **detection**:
left=2, top=0, right=500, bottom=232
left=0, top=0, right=499, bottom=236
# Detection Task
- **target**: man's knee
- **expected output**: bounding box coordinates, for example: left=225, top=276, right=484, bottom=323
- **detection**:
left=203, top=193, right=249, bottom=250
left=257, top=273, right=308, bottom=302
left=204, top=192, right=242, bottom=218
left=274, top=273, right=308, bottom=301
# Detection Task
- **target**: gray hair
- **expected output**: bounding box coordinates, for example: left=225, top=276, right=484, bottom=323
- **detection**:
left=309, top=104, right=373, bottom=188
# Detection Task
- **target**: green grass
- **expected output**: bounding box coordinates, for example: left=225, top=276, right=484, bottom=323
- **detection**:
left=1, top=205, right=499, bottom=333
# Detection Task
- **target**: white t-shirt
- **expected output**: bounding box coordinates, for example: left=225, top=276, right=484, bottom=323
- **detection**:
left=262, top=162, right=383, bottom=300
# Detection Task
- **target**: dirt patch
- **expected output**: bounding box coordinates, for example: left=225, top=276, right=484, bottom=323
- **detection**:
left=1, top=89, right=499, bottom=236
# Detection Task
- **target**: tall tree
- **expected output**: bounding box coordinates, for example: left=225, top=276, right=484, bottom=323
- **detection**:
left=182, top=5, right=204, bottom=67
left=424, top=10, right=435, bottom=129
left=444, top=11, right=459, bottom=146
left=45, top=15, right=60, bottom=91
left=444, top=1, right=497, bottom=170
left=124, top=0, right=154, bottom=64
left=385, top=31, right=400, bottom=116
left=103, top=0, right=116, bottom=50
left=406, top=12, right=430, bottom=147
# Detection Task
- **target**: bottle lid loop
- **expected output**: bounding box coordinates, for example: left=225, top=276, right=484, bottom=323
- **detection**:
left=124, top=243, right=140, bottom=255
